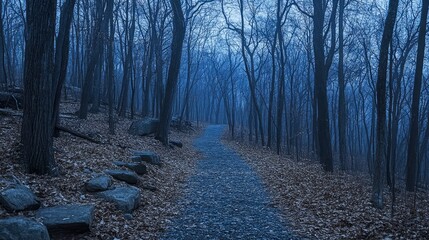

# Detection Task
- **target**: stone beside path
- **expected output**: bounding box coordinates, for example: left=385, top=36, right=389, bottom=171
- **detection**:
left=113, top=161, right=147, bottom=175
left=132, top=151, right=162, bottom=166
left=105, top=169, right=139, bottom=184
left=0, top=150, right=162, bottom=239
left=162, top=125, right=296, bottom=239
left=0, top=217, right=50, bottom=240
left=0, top=185, right=40, bottom=212
left=85, top=175, right=112, bottom=192
left=37, top=204, right=95, bottom=235
left=98, top=186, right=141, bottom=213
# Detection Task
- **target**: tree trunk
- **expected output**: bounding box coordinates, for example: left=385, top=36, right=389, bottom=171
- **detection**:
left=338, top=0, right=347, bottom=171
left=406, top=0, right=429, bottom=192
left=52, top=0, right=76, bottom=137
left=312, top=0, right=337, bottom=172
left=373, top=0, right=399, bottom=209
left=78, top=0, right=107, bottom=119
left=0, top=1, right=7, bottom=90
left=107, top=0, right=115, bottom=135
left=118, top=0, right=136, bottom=118
left=22, top=0, right=57, bottom=175
left=155, top=0, right=185, bottom=145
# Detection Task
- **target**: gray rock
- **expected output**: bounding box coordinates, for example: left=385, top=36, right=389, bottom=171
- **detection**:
left=98, top=186, right=140, bottom=213
left=128, top=118, right=159, bottom=136
left=113, top=161, right=147, bottom=175
left=105, top=170, right=139, bottom=184
left=36, top=204, right=95, bottom=235
left=170, top=140, right=183, bottom=148
left=0, top=217, right=50, bottom=240
left=132, top=151, right=162, bottom=167
left=0, top=185, right=40, bottom=212
left=85, top=175, right=112, bottom=192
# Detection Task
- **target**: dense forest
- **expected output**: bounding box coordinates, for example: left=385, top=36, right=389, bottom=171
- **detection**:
left=1, top=0, right=429, bottom=237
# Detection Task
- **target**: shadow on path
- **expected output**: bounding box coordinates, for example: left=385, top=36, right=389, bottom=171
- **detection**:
left=162, top=125, right=296, bottom=239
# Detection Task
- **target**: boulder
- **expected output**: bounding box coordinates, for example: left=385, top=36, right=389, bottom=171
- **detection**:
left=113, top=161, right=147, bottom=175
left=98, top=186, right=140, bottom=213
left=85, top=175, right=112, bottom=192
left=128, top=118, right=159, bottom=136
left=170, top=140, right=183, bottom=148
left=105, top=170, right=139, bottom=184
left=0, top=185, right=40, bottom=212
left=36, top=204, right=95, bottom=235
left=0, top=217, right=50, bottom=240
left=131, top=151, right=162, bottom=167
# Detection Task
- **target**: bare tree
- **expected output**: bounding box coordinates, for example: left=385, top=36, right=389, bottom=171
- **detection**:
left=52, top=0, right=77, bottom=136
left=0, top=1, right=7, bottom=90
left=311, top=0, right=338, bottom=172
left=21, top=0, right=57, bottom=174
left=155, top=0, right=186, bottom=144
left=406, top=0, right=429, bottom=192
left=373, top=0, right=399, bottom=209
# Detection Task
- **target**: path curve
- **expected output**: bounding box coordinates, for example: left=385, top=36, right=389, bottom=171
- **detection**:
left=162, top=125, right=295, bottom=239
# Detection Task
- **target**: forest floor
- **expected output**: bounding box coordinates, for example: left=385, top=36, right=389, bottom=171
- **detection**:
left=0, top=102, right=202, bottom=239
left=224, top=135, right=429, bottom=239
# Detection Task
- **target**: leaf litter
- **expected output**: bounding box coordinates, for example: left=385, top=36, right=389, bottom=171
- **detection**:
left=224, top=137, right=429, bottom=240
left=0, top=103, right=202, bottom=239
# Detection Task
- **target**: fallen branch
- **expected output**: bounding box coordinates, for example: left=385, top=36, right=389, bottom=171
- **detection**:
left=55, top=125, right=101, bottom=144
left=0, top=108, right=22, bottom=117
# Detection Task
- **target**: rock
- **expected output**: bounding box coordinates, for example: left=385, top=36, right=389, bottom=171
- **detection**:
left=0, top=185, right=40, bottom=212
left=124, top=213, right=133, bottom=220
left=128, top=118, right=159, bottom=136
left=105, top=170, right=139, bottom=184
left=98, top=186, right=140, bottom=213
left=113, top=161, right=147, bottom=175
left=132, top=151, right=162, bottom=167
left=0, top=217, right=50, bottom=240
left=142, top=185, right=157, bottom=192
left=170, top=140, right=183, bottom=148
left=85, top=175, right=112, bottom=192
left=36, top=204, right=95, bottom=235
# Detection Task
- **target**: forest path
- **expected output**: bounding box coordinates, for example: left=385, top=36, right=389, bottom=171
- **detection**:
left=162, top=125, right=295, bottom=239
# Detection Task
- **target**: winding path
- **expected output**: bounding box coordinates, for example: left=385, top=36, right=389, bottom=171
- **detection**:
left=162, top=125, right=295, bottom=239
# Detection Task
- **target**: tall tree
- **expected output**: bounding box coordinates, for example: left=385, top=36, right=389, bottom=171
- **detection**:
left=118, top=0, right=137, bottom=117
left=107, top=0, right=115, bottom=134
left=0, top=1, right=7, bottom=90
left=52, top=0, right=77, bottom=136
left=78, top=0, right=108, bottom=119
left=155, top=0, right=186, bottom=144
left=22, top=0, right=57, bottom=174
left=338, top=0, right=347, bottom=170
left=405, top=0, right=429, bottom=192
left=373, top=0, right=399, bottom=209
left=312, top=0, right=338, bottom=172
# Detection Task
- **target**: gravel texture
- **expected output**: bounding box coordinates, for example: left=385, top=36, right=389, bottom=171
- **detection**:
left=163, top=125, right=295, bottom=239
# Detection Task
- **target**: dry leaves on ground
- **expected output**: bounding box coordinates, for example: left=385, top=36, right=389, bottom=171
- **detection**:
left=0, top=103, right=202, bottom=239
left=225, top=138, right=429, bottom=240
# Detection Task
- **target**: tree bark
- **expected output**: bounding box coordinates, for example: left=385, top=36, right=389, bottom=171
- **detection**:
left=118, top=0, right=136, bottom=118
left=22, top=0, right=57, bottom=175
left=78, top=0, right=107, bottom=119
left=155, top=0, right=186, bottom=145
left=338, top=0, right=347, bottom=171
left=52, top=0, right=77, bottom=137
left=406, top=0, right=429, bottom=192
left=373, top=0, right=399, bottom=209
left=0, top=1, right=7, bottom=90
left=107, top=0, right=115, bottom=134
left=312, top=0, right=338, bottom=172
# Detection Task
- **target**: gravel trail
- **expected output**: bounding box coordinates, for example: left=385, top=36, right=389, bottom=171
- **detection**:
left=162, top=125, right=295, bottom=239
